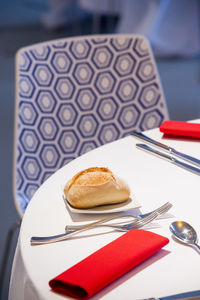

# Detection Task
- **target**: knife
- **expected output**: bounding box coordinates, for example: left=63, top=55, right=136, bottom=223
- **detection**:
left=136, top=144, right=200, bottom=176
left=142, top=289, right=200, bottom=299
left=131, top=132, right=200, bottom=168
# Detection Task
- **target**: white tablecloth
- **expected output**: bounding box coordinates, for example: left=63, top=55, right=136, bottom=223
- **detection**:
left=9, top=126, right=200, bottom=299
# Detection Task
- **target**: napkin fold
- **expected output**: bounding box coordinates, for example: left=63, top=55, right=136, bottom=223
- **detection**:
left=159, top=120, right=200, bottom=138
left=49, top=229, right=169, bottom=299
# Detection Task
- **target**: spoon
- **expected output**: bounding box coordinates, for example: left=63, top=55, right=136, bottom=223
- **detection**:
left=170, top=221, right=200, bottom=251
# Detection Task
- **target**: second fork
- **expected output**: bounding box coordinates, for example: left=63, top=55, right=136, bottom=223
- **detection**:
left=65, top=202, right=172, bottom=232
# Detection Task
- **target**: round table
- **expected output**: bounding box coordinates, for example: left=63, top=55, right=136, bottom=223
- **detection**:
left=9, top=127, right=200, bottom=300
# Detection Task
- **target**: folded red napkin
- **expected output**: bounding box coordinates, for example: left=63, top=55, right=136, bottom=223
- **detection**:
left=160, top=120, right=200, bottom=138
left=49, top=229, right=169, bottom=299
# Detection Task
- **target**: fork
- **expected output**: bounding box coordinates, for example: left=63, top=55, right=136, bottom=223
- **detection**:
left=30, top=202, right=172, bottom=245
left=65, top=202, right=172, bottom=232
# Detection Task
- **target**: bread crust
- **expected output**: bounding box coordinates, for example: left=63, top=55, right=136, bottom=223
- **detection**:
left=64, top=167, right=130, bottom=209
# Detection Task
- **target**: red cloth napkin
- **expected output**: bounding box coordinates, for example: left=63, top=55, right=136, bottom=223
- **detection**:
left=160, top=120, right=200, bottom=138
left=49, top=229, right=169, bottom=299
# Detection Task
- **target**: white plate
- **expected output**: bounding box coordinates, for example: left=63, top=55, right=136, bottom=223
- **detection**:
left=63, top=193, right=141, bottom=214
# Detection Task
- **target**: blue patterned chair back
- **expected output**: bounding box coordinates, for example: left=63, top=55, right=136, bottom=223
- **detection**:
left=14, top=34, right=168, bottom=216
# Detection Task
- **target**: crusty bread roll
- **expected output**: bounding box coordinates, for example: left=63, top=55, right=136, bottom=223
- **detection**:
left=64, top=167, right=130, bottom=209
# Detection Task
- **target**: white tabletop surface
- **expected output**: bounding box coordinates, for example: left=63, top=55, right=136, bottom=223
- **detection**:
left=9, top=126, right=200, bottom=300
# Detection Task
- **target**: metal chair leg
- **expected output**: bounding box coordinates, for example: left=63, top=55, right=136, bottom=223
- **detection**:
left=0, top=220, right=21, bottom=298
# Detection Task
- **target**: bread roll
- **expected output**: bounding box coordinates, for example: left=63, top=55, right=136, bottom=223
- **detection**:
left=64, top=167, right=130, bottom=209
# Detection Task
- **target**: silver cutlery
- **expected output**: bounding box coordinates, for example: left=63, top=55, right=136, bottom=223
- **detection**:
left=65, top=202, right=172, bottom=232
left=131, top=131, right=200, bottom=167
left=136, top=144, right=200, bottom=176
left=170, top=221, right=200, bottom=251
left=30, top=203, right=171, bottom=245
left=143, top=289, right=200, bottom=299
left=30, top=212, right=157, bottom=245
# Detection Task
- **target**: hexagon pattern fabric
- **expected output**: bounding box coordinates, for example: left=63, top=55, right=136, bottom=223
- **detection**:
left=15, top=34, right=168, bottom=216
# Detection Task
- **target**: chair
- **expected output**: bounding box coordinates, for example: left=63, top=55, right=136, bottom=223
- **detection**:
left=1, top=34, right=168, bottom=295
left=14, top=34, right=168, bottom=215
